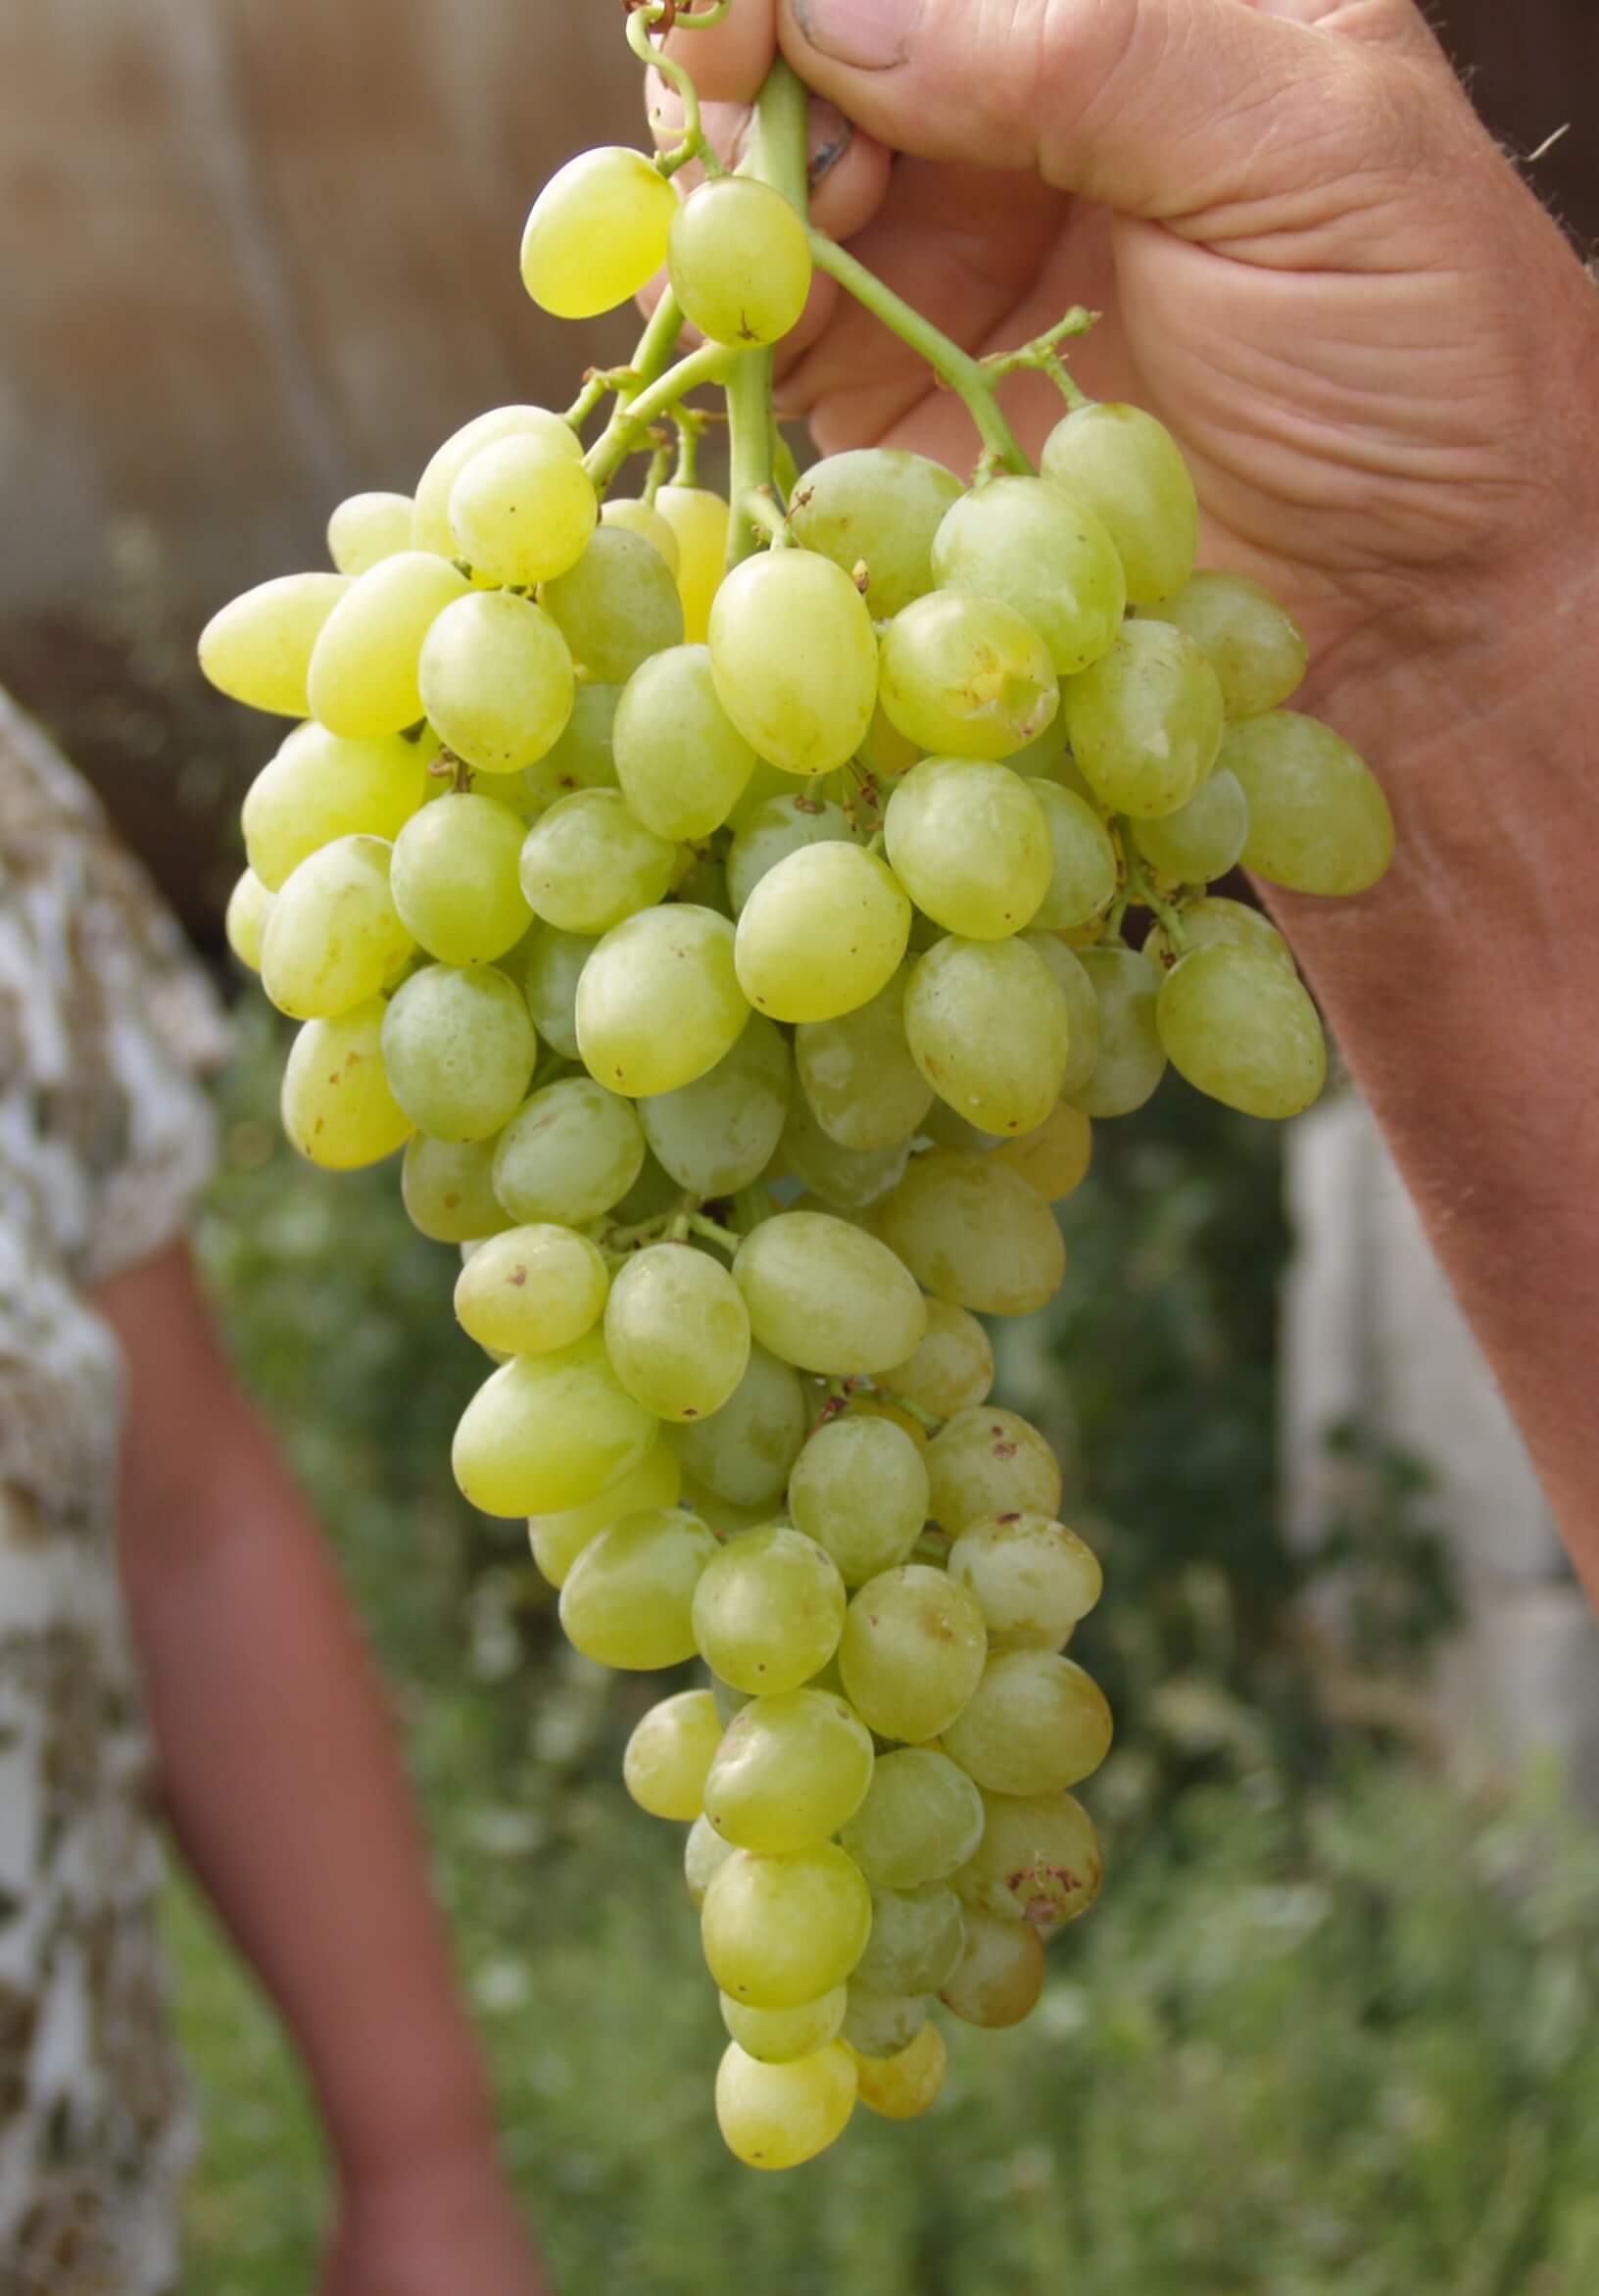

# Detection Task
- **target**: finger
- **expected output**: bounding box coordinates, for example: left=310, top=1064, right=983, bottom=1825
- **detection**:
left=661, top=0, right=777, bottom=103
left=647, top=78, right=893, bottom=240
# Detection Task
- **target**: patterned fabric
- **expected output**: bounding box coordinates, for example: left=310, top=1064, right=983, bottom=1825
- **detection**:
left=0, top=692, right=229, bottom=2295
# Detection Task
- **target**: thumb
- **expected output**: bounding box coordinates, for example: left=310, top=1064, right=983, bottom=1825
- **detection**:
left=778, top=0, right=1436, bottom=226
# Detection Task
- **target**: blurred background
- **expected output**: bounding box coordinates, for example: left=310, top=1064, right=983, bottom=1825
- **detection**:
left=5, top=3, right=1599, bottom=2289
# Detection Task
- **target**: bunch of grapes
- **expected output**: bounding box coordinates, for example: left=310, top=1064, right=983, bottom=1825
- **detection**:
left=200, top=1, right=1391, bottom=2172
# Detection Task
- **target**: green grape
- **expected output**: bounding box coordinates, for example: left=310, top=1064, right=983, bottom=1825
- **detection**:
left=703, top=1688, right=875, bottom=1853
left=517, top=789, right=675, bottom=935
left=708, top=551, right=878, bottom=779
left=735, top=845, right=910, bottom=1024
left=990, top=1096, right=1092, bottom=1203
left=838, top=1564, right=988, bottom=1743
left=654, top=484, right=729, bottom=645
left=260, top=835, right=412, bottom=1020
left=558, top=1503, right=716, bottom=1666
left=527, top=1443, right=682, bottom=1588
left=604, top=1244, right=751, bottom=1423
left=612, top=644, right=756, bottom=841
left=280, top=998, right=412, bottom=1170
left=954, top=1789, right=1103, bottom=1928
left=402, top=1132, right=508, bottom=1245
left=381, top=963, right=537, bottom=1142
left=707, top=1669, right=756, bottom=1729
left=673, top=849, right=733, bottom=917
left=1028, top=781, right=1120, bottom=931
left=789, top=1417, right=930, bottom=1587
left=873, top=1148, right=1066, bottom=1316
left=779, top=1096, right=909, bottom=1212
left=855, top=1883, right=965, bottom=1995
left=946, top=1513, right=1103, bottom=1650
left=518, top=928, right=595, bottom=1060
left=1068, top=947, right=1166, bottom=1118
left=199, top=572, right=352, bottom=716
left=714, top=2040, right=857, bottom=2171
left=417, top=591, right=575, bottom=776
left=876, top=1297, right=993, bottom=1423
left=1142, top=895, right=1293, bottom=975
left=327, top=490, right=413, bottom=577
left=224, top=869, right=274, bottom=973
left=1132, top=767, right=1249, bottom=883
left=447, top=435, right=597, bottom=587
left=732, top=1213, right=926, bottom=1377
left=390, top=792, right=532, bottom=963
left=703, top=1844, right=873, bottom=2009
left=1153, top=569, right=1309, bottom=718
left=1221, top=710, right=1395, bottom=895
left=623, top=1688, right=724, bottom=1823
left=841, top=1982, right=927, bottom=2060
left=726, top=792, right=859, bottom=916
left=793, top=970, right=932, bottom=1153
left=492, top=1076, right=645, bottom=1227
left=931, top=475, right=1126, bottom=677
left=1060, top=619, right=1226, bottom=818
left=788, top=449, right=963, bottom=620
left=877, top=594, right=1059, bottom=762
left=640, top=1014, right=791, bottom=1197
left=1156, top=943, right=1328, bottom=1118
left=307, top=554, right=469, bottom=738
left=840, top=1747, right=985, bottom=1889
left=576, top=904, right=749, bottom=1097
left=242, top=722, right=427, bottom=891
left=673, top=1345, right=807, bottom=1509
left=884, top=759, right=1052, bottom=937
left=542, top=527, right=685, bottom=686
left=1022, top=934, right=1102, bottom=1099
left=687, top=1815, right=737, bottom=1908
left=668, top=176, right=812, bottom=348
left=512, top=682, right=620, bottom=813
left=454, top=1222, right=609, bottom=1357
left=938, top=1909, right=1045, bottom=2027
left=521, top=146, right=679, bottom=319
left=453, top=1331, right=660, bottom=1519
left=927, top=1408, right=1062, bottom=1534
left=1040, top=402, right=1199, bottom=606
left=944, top=1650, right=1113, bottom=1795
left=601, top=496, right=680, bottom=573
left=1005, top=713, right=1071, bottom=779
left=719, top=1988, right=848, bottom=2067
left=852, top=2018, right=947, bottom=2119
left=412, top=406, right=582, bottom=559
left=903, top=936, right=1070, bottom=1135
left=692, top=1525, right=847, bottom=1695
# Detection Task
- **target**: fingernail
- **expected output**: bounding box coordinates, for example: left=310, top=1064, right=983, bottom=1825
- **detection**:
left=807, top=100, right=853, bottom=189
left=792, top=0, right=915, bottom=71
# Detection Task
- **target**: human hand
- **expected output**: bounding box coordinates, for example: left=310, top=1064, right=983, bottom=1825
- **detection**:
left=322, top=2147, right=553, bottom=2296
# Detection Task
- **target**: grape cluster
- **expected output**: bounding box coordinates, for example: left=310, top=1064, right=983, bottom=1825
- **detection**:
left=202, top=83, right=1391, bottom=2172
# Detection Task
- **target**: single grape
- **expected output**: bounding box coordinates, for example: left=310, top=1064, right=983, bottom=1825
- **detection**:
left=241, top=723, right=427, bottom=891
left=673, top=1345, right=808, bottom=1510
left=702, top=1844, right=873, bottom=2009
left=988, top=1096, right=1091, bottom=1203
left=779, top=1096, right=910, bottom=1212
left=788, top=449, right=964, bottom=619
left=732, top=1212, right=926, bottom=1377
left=938, top=1909, right=1046, bottom=2027
left=327, top=491, right=414, bottom=577
left=789, top=1416, right=930, bottom=1587
left=447, top=435, right=596, bottom=588
left=838, top=1564, right=988, bottom=1743
left=518, top=927, right=595, bottom=1060
left=402, top=1133, right=509, bottom=1246
left=600, top=496, right=680, bottom=573
left=1156, top=942, right=1328, bottom=1118
left=527, top=1443, right=682, bottom=1589
left=638, top=1013, right=791, bottom=1197
left=261, top=836, right=413, bottom=1020
left=604, top=1244, right=751, bottom=1423
left=932, top=475, right=1126, bottom=676
left=492, top=1076, right=645, bottom=1227
left=1068, top=946, right=1166, bottom=1118
left=1040, top=402, right=1199, bottom=606
left=714, top=2040, right=857, bottom=2171
left=517, top=789, right=676, bottom=935
left=855, top=1882, right=966, bottom=1995
left=884, top=758, right=1052, bottom=938
left=199, top=572, right=352, bottom=716
left=1027, top=780, right=1120, bottom=931
left=390, top=792, right=532, bottom=964
left=416, top=591, right=575, bottom=775
left=412, top=406, right=582, bottom=559
left=719, top=1988, right=848, bottom=2067
left=611, top=644, right=755, bottom=841
left=454, top=1222, right=609, bottom=1356
left=841, top=1747, right=986, bottom=1890
left=873, top=1148, right=1066, bottom=1317
left=793, top=970, right=933, bottom=1153
left=668, top=176, right=812, bottom=348
left=544, top=529, right=684, bottom=691
left=381, top=963, right=537, bottom=1142
left=878, top=593, right=1058, bottom=762
left=513, top=681, right=620, bottom=812
left=1142, top=895, right=1294, bottom=975
left=703, top=1688, right=875, bottom=1852
left=735, top=844, right=910, bottom=1024
left=623, top=1689, right=724, bottom=1823
left=1132, top=767, right=1249, bottom=884
left=224, top=869, right=274, bottom=973
left=520, top=145, right=678, bottom=318
left=654, top=484, right=730, bottom=644
left=280, top=998, right=412, bottom=1170
left=876, top=1298, right=994, bottom=1423
left=903, top=935, right=1070, bottom=1135
left=453, top=1331, right=660, bottom=1519
left=692, top=1524, right=847, bottom=1695
left=1060, top=619, right=1226, bottom=818
left=944, top=1649, right=1113, bottom=1795
left=1022, top=935, right=1103, bottom=1099
left=1221, top=710, right=1395, bottom=894
left=307, top=553, right=470, bottom=739
left=947, top=1513, right=1103, bottom=1650
left=708, top=550, right=878, bottom=778
left=1153, top=569, right=1309, bottom=718
left=851, top=2019, right=947, bottom=2120
left=927, top=1407, right=1063, bottom=1533
left=686, top=1814, right=737, bottom=1909
left=726, top=791, right=859, bottom=916
left=954, top=1789, right=1103, bottom=1928
left=841, top=1982, right=927, bottom=2060
left=558, top=1503, right=716, bottom=1666
left=575, top=904, right=749, bottom=1097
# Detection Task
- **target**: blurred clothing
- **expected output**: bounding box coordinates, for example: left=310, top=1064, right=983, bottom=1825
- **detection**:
left=0, top=695, right=226, bottom=2294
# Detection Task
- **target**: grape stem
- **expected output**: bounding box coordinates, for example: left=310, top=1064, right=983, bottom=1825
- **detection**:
left=722, top=58, right=811, bottom=567
left=980, top=311, right=1098, bottom=413
left=629, top=2, right=728, bottom=179
left=1116, top=819, right=1189, bottom=952
left=585, top=341, right=738, bottom=489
